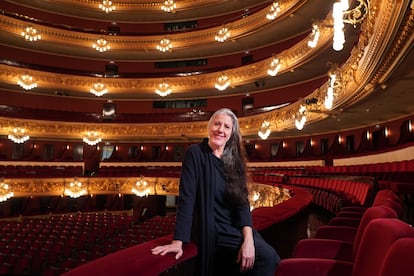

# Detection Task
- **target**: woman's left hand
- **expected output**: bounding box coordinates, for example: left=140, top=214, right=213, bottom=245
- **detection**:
left=238, top=228, right=255, bottom=272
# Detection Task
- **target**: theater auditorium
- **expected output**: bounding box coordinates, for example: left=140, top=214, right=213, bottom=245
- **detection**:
left=0, top=0, right=414, bottom=275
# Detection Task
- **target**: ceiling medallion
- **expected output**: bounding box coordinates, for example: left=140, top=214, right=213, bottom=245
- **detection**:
left=214, top=74, right=231, bottom=91
left=156, top=38, right=172, bottom=52
left=215, top=27, right=230, bottom=42
left=99, top=0, right=115, bottom=13
left=161, top=0, right=176, bottom=13
left=21, top=26, right=41, bottom=41
left=266, top=2, right=281, bottom=20
left=93, top=38, right=110, bottom=52
left=155, top=82, right=172, bottom=97
left=17, top=74, right=37, bottom=90
left=90, top=82, right=108, bottom=97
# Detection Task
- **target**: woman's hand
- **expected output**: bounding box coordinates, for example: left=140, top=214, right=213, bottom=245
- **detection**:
left=151, top=240, right=184, bottom=260
left=238, top=227, right=255, bottom=272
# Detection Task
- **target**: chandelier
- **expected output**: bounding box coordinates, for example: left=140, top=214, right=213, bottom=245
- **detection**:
left=93, top=38, right=110, bottom=52
left=214, top=74, right=231, bottom=91
left=258, top=121, right=271, bottom=140
left=161, top=0, right=176, bottom=13
left=83, top=131, right=102, bottom=146
left=0, top=179, right=14, bottom=202
left=214, top=27, right=230, bottom=42
left=295, top=104, right=307, bottom=130
left=21, top=26, right=41, bottom=41
left=90, top=82, right=108, bottom=96
left=64, top=179, right=87, bottom=198
left=8, top=127, right=30, bottom=144
left=267, top=58, right=281, bottom=76
left=307, top=24, right=320, bottom=48
left=155, top=82, right=172, bottom=97
left=132, top=177, right=151, bottom=197
left=17, top=74, right=37, bottom=90
left=99, top=0, right=115, bottom=13
left=332, top=0, right=370, bottom=51
left=156, top=38, right=172, bottom=52
left=266, top=2, right=281, bottom=20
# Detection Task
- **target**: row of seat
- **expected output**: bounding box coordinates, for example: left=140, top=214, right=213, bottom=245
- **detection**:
left=275, top=189, right=412, bottom=275
left=0, top=212, right=177, bottom=275
left=0, top=164, right=83, bottom=178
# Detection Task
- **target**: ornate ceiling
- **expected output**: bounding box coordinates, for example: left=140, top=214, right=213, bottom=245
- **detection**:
left=0, top=0, right=413, bottom=142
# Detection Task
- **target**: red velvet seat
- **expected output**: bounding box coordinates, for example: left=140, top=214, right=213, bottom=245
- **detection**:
left=292, top=206, right=397, bottom=262
left=275, top=218, right=414, bottom=276
left=379, top=238, right=414, bottom=276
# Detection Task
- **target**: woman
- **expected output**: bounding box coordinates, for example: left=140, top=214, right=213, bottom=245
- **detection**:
left=151, top=108, right=280, bottom=276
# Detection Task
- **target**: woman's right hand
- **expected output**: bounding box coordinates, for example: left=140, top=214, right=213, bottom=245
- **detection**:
left=151, top=240, right=183, bottom=260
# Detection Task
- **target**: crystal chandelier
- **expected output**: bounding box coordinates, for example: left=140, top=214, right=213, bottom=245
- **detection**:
left=267, top=58, right=281, bottom=76
left=90, top=82, right=108, bottom=96
left=295, top=104, right=307, bottom=130
left=307, top=24, right=320, bottom=48
left=266, top=2, right=281, bottom=20
left=0, top=179, right=14, bottom=202
left=155, top=82, right=172, bottom=97
left=258, top=121, right=271, bottom=140
left=156, top=38, right=172, bottom=52
left=215, top=27, right=230, bottom=42
left=93, top=38, right=110, bottom=52
left=21, top=26, right=41, bottom=41
left=17, top=74, right=37, bottom=90
left=332, top=0, right=370, bottom=51
left=83, top=131, right=102, bottom=146
left=8, top=127, right=30, bottom=144
left=99, top=0, right=115, bottom=13
left=214, top=74, right=231, bottom=91
left=64, top=179, right=87, bottom=198
left=132, top=177, right=151, bottom=197
left=161, top=0, right=176, bottom=13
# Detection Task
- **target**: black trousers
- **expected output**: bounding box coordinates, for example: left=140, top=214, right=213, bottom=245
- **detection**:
left=213, top=232, right=280, bottom=276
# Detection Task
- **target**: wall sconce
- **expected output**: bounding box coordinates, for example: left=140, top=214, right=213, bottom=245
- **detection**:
left=409, top=120, right=412, bottom=132
left=215, top=27, right=231, bottom=42
left=267, top=58, right=281, bottom=76
left=93, top=38, right=110, bottom=52
left=21, top=26, right=41, bottom=41
left=384, top=127, right=389, bottom=138
left=99, top=0, right=115, bottom=13
left=83, top=131, right=102, bottom=146
left=325, top=64, right=342, bottom=110
left=307, top=24, right=320, bottom=48
left=0, top=178, right=14, bottom=202
left=161, top=0, right=176, bottom=13
left=366, top=130, right=371, bottom=140
left=90, top=82, right=108, bottom=96
left=338, top=135, right=343, bottom=144
left=258, top=121, right=271, bottom=140
left=266, top=2, right=281, bottom=20
left=155, top=82, right=172, bottom=97
left=332, top=0, right=370, bottom=51
left=17, top=74, right=37, bottom=90
left=295, top=104, right=307, bottom=130
left=214, top=74, right=231, bottom=91
left=64, top=179, right=87, bottom=198
left=8, top=127, right=30, bottom=144
left=132, top=176, right=150, bottom=197
left=156, top=38, right=172, bottom=52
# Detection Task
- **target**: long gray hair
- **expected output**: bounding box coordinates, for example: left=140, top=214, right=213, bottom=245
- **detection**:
left=208, top=108, right=249, bottom=205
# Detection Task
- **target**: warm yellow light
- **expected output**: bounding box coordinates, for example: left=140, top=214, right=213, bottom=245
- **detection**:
left=93, top=38, right=110, bottom=52
left=21, top=26, right=41, bottom=41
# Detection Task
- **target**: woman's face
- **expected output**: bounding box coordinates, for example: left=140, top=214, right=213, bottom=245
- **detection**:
left=208, top=113, right=233, bottom=149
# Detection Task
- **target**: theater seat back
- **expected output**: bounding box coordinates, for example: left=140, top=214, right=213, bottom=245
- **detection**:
left=379, top=238, right=414, bottom=276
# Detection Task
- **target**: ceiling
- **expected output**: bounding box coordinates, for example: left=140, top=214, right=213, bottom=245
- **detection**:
left=0, top=0, right=413, bottom=142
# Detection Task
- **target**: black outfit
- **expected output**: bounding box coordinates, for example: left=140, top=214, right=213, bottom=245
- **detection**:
left=174, top=138, right=280, bottom=276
